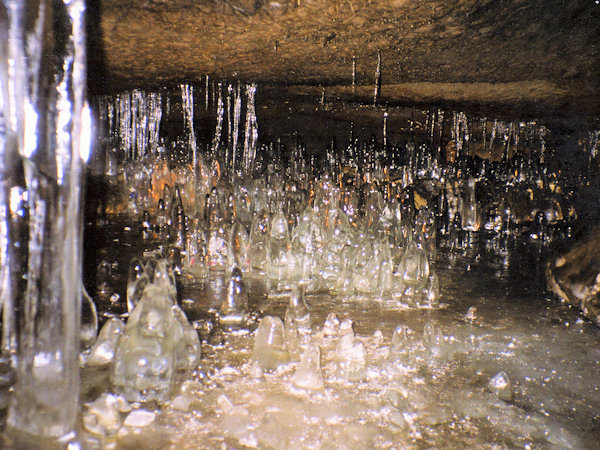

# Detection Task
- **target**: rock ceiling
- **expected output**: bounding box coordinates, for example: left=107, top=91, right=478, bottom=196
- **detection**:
left=89, top=0, right=599, bottom=112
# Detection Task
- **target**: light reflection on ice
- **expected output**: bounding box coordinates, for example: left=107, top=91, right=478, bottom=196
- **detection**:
left=77, top=84, right=600, bottom=448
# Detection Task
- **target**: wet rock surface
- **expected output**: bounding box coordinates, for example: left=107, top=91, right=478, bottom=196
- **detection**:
left=90, top=0, right=599, bottom=113
left=547, top=228, right=600, bottom=326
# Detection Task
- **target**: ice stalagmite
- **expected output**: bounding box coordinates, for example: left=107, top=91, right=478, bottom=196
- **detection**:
left=253, top=316, right=288, bottom=371
left=292, top=344, right=324, bottom=390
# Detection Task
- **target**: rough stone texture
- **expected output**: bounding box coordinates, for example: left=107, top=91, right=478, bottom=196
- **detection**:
left=88, top=0, right=599, bottom=111
left=547, top=229, right=600, bottom=327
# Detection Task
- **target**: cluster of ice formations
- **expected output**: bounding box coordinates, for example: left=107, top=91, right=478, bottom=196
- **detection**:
left=166, top=306, right=583, bottom=449
left=79, top=85, right=599, bottom=447
left=82, top=391, right=158, bottom=442
left=84, top=258, right=200, bottom=410
left=103, top=148, right=450, bottom=308
left=93, top=88, right=579, bottom=321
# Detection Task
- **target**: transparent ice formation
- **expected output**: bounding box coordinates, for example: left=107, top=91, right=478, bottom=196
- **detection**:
left=83, top=393, right=122, bottom=437
left=488, top=371, right=513, bottom=402
left=172, top=305, right=201, bottom=378
left=335, top=328, right=367, bottom=381
left=219, top=268, right=249, bottom=327
left=96, top=260, right=113, bottom=295
left=112, top=284, right=198, bottom=402
left=45, top=72, right=600, bottom=447
left=291, top=343, right=324, bottom=390
left=81, top=284, right=99, bottom=352
left=127, top=258, right=150, bottom=313
left=322, top=312, right=340, bottom=337
left=266, top=209, right=291, bottom=282
left=87, top=318, right=126, bottom=367
left=284, top=286, right=312, bottom=335
left=253, top=316, right=288, bottom=371
left=111, top=285, right=177, bottom=402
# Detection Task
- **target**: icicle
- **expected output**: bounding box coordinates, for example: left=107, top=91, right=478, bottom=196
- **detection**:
left=226, top=83, right=233, bottom=165
left=148, top=92, right=162, bottom=154
left=232, top=83, right=242, bottom=173
left=383, top=111, right=388, bottom=148
left=118, top=92, right=132, bottom=158
left=373, top=51, right=382, bottom=105
left=212, top=82, right=224, bottom=157
left=205, top=74, right=210, bottom=110
left=488, top=119, right=497, bottom=155
left=181, top=84, right=196, bottom=167
left=243, top=84, right=258, bottom=175
left=481, top=117, right=487, bottom=157
left=452, top=112, right=469, bottom=158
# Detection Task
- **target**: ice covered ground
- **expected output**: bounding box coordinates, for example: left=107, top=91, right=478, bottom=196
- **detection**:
left=73, top=86, right=600, bottom=448
left=82, top=232, right=600, bottom=449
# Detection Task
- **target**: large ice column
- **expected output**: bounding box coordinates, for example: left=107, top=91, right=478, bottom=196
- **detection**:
left=1, top=0, right=89, bottom=439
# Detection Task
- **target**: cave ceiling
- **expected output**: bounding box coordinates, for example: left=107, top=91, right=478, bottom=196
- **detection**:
left=89, top=0, right=599, bottom=113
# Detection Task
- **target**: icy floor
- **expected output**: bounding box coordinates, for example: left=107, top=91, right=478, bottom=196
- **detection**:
left=82, top=231, right=600, bottom=449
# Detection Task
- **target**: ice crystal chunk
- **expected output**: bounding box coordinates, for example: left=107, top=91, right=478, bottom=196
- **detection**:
left=219, top=406, right=254, bottom=443
left=424, top=323, right=446, bottom=360
left=461, top=177, right=481, bottom=232
left=391, top=325, right=409, bottom=349
left=464, top=306, right=478, bottom=322
left=284, top=287, right=310, bottom=354
left=152, top=258, right=177, bottom=302
left=81, top=285, right=99, bottom=352
left=83, top=393, right=122, bottom=436
left=253, top=316, right=288, bottom=371
left=127, top=268, right=150, bottom=315
left=123, top=409, right=156, bottom=428
left=292, top=344, right=324, bottom=390
left=96, top=260, right=113, bottom=295
left=141, top=210, right=153, bottom=239
left=249, top=209, right=271, bottom=271
left=127, top=275, right=150, bottom=315
left=115, top=395, right=132, bottom=413
left=216, top=393, right=234, bottom=414
left=285, top=286, right=311, bottom=334
left=397, top=240, right=429, bottom=285
left=389, top=411, right=408, bottom=429
left=228, top=221, right=251, bottom=272
left=267, top=209, right=290, bottom=281
left=172, top=203, right=187, bottom=251
left=290, top=206, right=323, bottom=282
left=389, top=325, right=410, bottom=363
left=156, top=198, right=169, bottom=237
left=170, top=395, right=192, bottom=412
left=378, top=258, right=394, bottom=294
left=172, top=305, right=201, bottom=376
left=207, top=224, right=229, bottom=271
left=249, top=360, right=264, bottom=379
left=488, top=371, right=513, bottom=402
left=219, top=268, right=249, bottom=327
left=336, top=332, right=366, bottom=381
left=87, top=318, right=126, bottom=367
left=339, top=318, right=354, bottom=336
left=426, top=272, right=440, bottom=307
left=322, top=312, right=340, bottom=337
left=112, top=285, right=178, bottom=402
